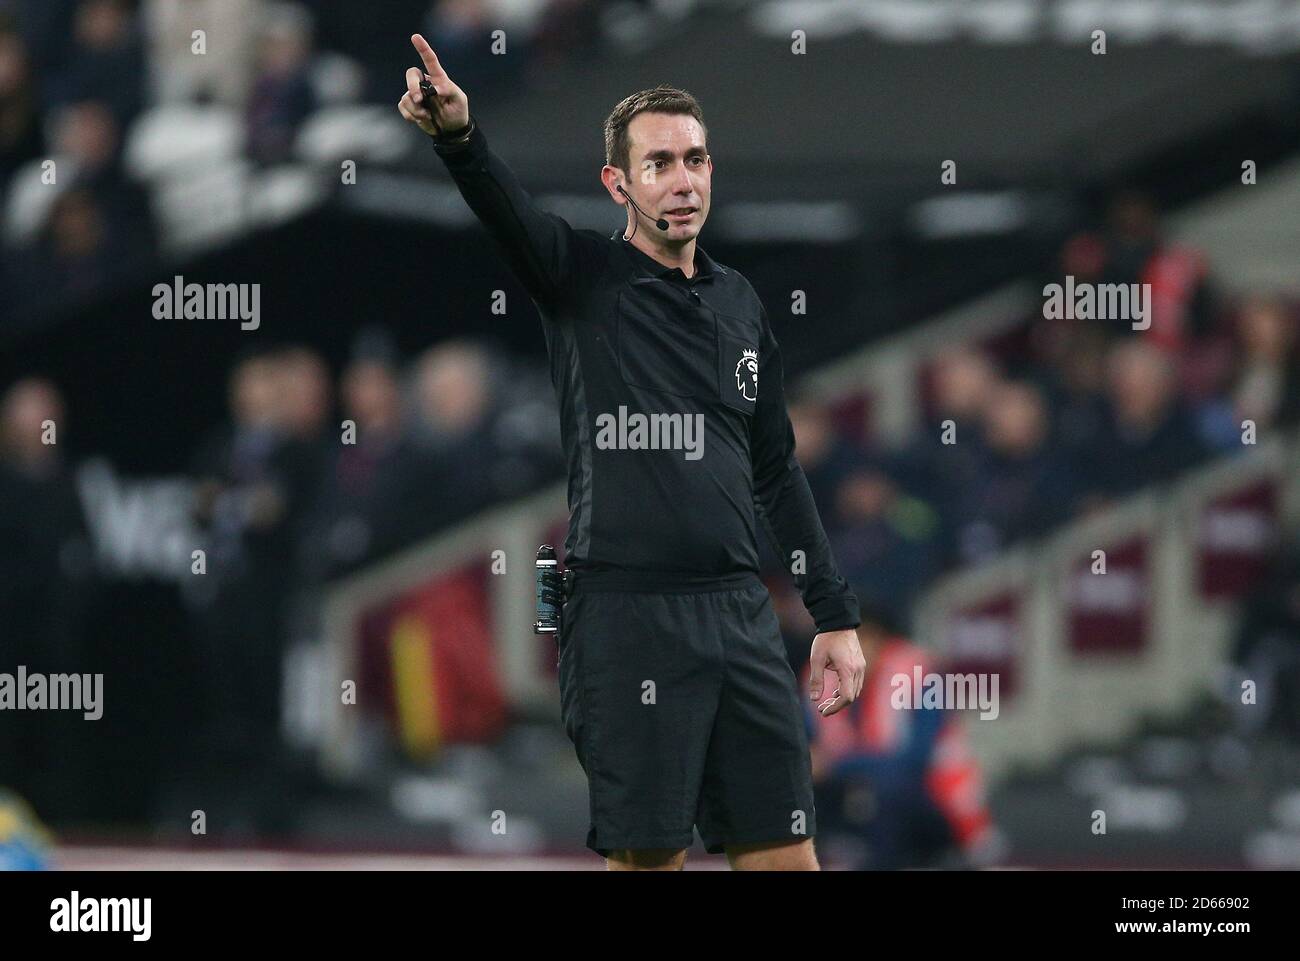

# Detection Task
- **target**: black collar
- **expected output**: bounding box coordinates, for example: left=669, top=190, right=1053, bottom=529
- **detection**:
left=611, top=229, right=723, bottom=282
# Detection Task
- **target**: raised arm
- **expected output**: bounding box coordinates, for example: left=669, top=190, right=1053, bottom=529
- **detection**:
left=397, top=34, right=602, bottom=309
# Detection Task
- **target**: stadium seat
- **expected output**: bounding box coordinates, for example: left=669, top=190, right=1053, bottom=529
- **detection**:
left=123, top=104, right=245, bottom=181
left=2, top=156, right=76, bottom=247
left=294, top=106, right=412, bottom=165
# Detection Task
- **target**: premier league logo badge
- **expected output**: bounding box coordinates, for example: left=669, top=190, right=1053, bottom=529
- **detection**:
left=735, top=347, right=758, bottom=402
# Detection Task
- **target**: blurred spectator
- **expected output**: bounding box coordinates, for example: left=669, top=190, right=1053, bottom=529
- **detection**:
left=377, top=339, right=504, bottom=545
left=0, top=381, right=92, bottom=620
left=7, top=100, right=114, bottom=240
left=189, top=349, right=290, bottom=578
left=1078, top=339, right=1209, bottom=501
left=788, top=397, right=863, bottom=514
left=1227, top=535, right=1300, bottom=743
left=0, top=16, right=44, bottom=185
left=187, top=350, right=301, bottom=799
left=298, top=331, right=404, bottom=577
left=0, top=378, right=97, bottom=820
left=10, top=187, right=117, bottom=300
left=279, top=345, right=332, bottom=442
left=412, top=338, right=494, bottom=447
left=1031, top=316, right=1110, bottom=456
left=907, top=348, right=999, bottom=488
left=897, top=348, right=999, bottom=562
left=144, top=0, right=259, bottom=107
left=44, top=0, right=146, bottom=126
left=273, top=346, right=334, bottom=582
left=244, top=2, right=315, bottom=165
left=952, top=380, right=1076, bottom=563
left=807, top=604, right=1000, bottom=870
left=54, top=99, right=150, bottom=221
left=1062, top=190, right=1158, bottom=288
left=1059, top=189, right=1213, bottom=352
left=828, top=454, right=940, bottom=629
left=1232, top=297, right=1300, bottom=428
left=0, top=377, right=63, bottom=476
left=1198, top=296, right=1300, bottom=450
left=4, top=100, right=156, bottom=299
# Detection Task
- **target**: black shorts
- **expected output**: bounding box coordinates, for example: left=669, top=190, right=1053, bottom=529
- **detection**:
left=556, top=570, right=817, bottom=857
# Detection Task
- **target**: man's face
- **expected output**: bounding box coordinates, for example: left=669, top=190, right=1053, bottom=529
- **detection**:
left=622, top=111, right=711, bottom=243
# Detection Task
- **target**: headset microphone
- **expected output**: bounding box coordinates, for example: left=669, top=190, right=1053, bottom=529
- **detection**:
left=617, top=185, right=670, bottom=232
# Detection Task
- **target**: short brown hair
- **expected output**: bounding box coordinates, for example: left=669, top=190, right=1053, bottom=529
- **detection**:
left=603, top=84, right=708, bottom=178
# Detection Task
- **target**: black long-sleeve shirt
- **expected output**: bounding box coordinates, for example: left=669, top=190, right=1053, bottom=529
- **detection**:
left=433, top=119, right=860, bottom=632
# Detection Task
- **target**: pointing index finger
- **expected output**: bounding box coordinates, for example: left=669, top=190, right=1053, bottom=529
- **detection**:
left=411, top=34, right=447, bottom=83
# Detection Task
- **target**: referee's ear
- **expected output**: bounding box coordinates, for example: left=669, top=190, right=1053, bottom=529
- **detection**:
left=599, top=164, right=627, bottom=203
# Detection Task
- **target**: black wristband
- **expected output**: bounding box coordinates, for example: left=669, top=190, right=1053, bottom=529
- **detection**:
left=433, top=116, right=474, bottom=146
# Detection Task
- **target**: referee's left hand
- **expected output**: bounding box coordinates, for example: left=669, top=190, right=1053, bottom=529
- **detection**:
left=809, top=629, right=868, bottom=717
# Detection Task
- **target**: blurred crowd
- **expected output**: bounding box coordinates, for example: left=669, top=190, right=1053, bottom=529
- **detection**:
left=0, top=0, right=635, bottom=315
left=180, top=331, right=562, bottom=590
left=0, top=331, right=562, bottom=822
left=764, top=194, right=1300, bottom=867
left=180, top=331, right=561, bottom=815
left=765, top=192, right=1300, bottom=643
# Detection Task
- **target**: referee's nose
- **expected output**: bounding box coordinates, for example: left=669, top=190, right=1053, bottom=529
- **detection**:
left=669, top=162, right=705, bottom=215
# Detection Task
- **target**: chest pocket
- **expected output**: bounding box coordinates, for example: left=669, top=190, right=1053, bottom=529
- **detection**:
left=617, top=288, right=717, bottom=399
left=717, top=316, right=760, bottom=416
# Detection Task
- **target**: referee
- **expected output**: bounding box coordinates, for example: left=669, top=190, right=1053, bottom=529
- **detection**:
left=398, top=34, right=868, bottom=871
